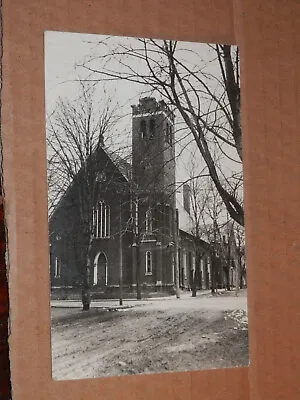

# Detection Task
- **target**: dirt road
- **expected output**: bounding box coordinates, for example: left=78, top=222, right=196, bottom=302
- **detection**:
left=51, top=291, right=248, bottom=380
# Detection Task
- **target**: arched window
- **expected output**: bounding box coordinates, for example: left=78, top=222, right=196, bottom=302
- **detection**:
left=145, top=251, right=153, bottom=275
left=93, top=201, right=110, bottom=238
left=140, top=119, right=147, bottom=139
left=145, top=208, right=152, bottom=233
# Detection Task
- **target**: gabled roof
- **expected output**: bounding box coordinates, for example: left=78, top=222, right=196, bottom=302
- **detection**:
left=49, top=146, right=131, bottom=220
left=179, top=229, right=210, bottom=249
left=103, top=146, right=132, bottom=182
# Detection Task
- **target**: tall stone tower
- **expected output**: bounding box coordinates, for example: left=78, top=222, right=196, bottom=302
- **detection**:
left=131, top=97, right=177, bottom=292
left=131, top=97, right=176, bottom=208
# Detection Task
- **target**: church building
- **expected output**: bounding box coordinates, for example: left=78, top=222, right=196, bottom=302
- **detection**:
left=49, top=97, right=212, bottom=298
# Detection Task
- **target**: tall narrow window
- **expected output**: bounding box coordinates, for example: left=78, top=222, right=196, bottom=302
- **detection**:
left=54, top=257, right=61, bottom=278
left=145, top=251, right=152, bottom=275
left=140, top=119, right=147, bottom=139
left=169, top=125, right=173, bottom=145
left=165, top=123, right=170, bottom=143
left=93, top=201, right=110, bottom=238
left=165, top=123, right=173, bottom=145
left=145, top=208, right=152, bottom=233
left=149, top=118, right=155, bottom=138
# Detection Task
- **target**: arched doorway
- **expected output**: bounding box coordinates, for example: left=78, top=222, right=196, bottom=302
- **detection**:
left=93, top=252, right=108, bottom=287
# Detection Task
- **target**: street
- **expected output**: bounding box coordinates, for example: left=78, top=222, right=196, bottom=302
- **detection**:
left=51, top=290, right=248, bottom=380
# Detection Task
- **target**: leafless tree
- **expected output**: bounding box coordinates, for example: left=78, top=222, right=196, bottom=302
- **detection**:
left=186, top=156, right=244, bottom=295
left=78, top=38, right=244, bottom=226
left=47, top=82, right=122, bottom=310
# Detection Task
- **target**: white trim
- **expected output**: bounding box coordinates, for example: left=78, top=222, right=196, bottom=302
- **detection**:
left=133, top=111, right=173, bottom=125
left=100, top=202, right=103, bottom=237
left=94, top=201, right=110, bottom=238
left=94, top=251, right=108, bottom=285
left=107, top=206, right=111, bottom=236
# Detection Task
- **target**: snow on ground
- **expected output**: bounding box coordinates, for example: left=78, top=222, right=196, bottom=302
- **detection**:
left=51, top=290, right=248, bottom=380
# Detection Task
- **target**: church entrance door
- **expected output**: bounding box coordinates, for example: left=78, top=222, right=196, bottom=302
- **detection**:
left=94, top=252, right=107, bottom=287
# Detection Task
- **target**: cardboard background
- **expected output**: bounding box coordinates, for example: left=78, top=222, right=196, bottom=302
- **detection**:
left=1, top=0, right=300, bottom=399
left=0, top=180, right=10, bottom=398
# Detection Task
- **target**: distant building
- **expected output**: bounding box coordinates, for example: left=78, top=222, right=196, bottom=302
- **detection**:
left=49, top=98, right=216, bottom=298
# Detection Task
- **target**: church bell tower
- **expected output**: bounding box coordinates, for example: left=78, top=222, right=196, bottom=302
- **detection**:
left=131, top=97, right=176, bottom=207
left=131, top=97, right=177, bottom=292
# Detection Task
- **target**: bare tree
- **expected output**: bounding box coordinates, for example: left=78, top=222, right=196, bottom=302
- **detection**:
left=47, top=82, right=122, bottom=310
left=78, top=38, right=244, bottom=226
left=186, top=165, right=240, bottom=295
left=227, top=221, right=246, bottom=294
left=48, top=88, right=182, bottom=303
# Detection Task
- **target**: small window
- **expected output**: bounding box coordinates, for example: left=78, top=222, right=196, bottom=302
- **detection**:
left=54, top=257, right=61, bottom=278
left=145, top=251, right=153, bottom=275
left=145, top=209, right=152, bottom=233
left=140, top=119, right=147, bottom=139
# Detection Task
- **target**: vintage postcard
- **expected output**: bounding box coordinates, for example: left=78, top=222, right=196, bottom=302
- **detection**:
left=44, top=31, right=248, bottom=380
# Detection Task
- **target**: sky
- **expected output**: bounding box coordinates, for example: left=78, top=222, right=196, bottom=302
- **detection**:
left=44, top=31, right=242, bottom=221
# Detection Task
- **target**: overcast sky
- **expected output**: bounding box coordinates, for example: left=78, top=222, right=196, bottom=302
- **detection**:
left=44, top=31, right=241, bottom=203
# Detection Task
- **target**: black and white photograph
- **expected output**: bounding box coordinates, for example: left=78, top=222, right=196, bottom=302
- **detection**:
left=45, top=31, right=248, bottom=380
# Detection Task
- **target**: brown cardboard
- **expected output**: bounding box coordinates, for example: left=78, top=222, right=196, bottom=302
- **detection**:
left=2, top=0, right=300, bottom=399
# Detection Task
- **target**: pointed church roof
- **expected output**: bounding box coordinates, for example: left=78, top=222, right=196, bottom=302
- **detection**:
left=49, top=145, right=131, bottom=220
left=102, top=146, right=132, bottom=182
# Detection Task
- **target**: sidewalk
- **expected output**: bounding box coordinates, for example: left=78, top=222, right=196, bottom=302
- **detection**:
left=50, top=289, right=222, bottom=310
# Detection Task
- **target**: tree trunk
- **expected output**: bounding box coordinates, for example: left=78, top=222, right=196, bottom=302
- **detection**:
left=210, top=253, right=217, bottom=294
left=191, top=268, right=197, bottom=297
left=192, top=251, right=201, bottom=297
left=174, top=246, right=180, bottom=299
left=82, top=239, right=92, bottom=311
left=235, top=262, right=240, bottom=295
left=82, top=265, right=91, bottom=311
left=173, top=208, right=180, bottom=299
left=224, top=266, right=231, bottom=291
left=231, top=241, right=240, bottom=295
